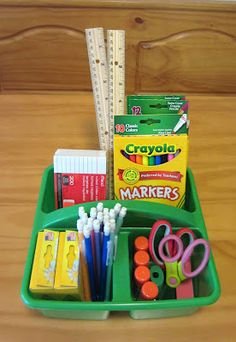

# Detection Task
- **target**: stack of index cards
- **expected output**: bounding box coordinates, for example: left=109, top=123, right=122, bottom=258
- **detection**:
left=54, top=149, right=107, bottom=208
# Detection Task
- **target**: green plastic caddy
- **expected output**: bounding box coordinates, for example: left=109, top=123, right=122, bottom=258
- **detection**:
left=21, top=166, right=220, bottom=319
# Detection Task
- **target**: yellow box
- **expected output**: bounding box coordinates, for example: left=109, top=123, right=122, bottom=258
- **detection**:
left=29, top=230, right=59, bottom=293
left=114, top=135, right=188, bottom=208
left=54, top=230, right=83, bottom=300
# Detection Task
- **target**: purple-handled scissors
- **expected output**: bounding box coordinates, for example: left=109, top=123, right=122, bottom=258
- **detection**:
left=158, top=234, right=210, bottom=288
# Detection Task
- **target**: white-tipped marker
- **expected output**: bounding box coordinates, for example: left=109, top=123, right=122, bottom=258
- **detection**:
left=83, top=224, right=90, bottom=237
left=97, top=211, right=104, bottom=224
left=76, top=219, right=84, bottom=233
left=109, top=219, right=116, bottom=233
left=90, top=207, right=97, bottom=219
left=103, top=222, right=111, bottom=236
left=81, top=212, right=88, bottom=224
left=87, top=217, right=94, bottom=231
left=109, top=209, right=116, bottom=220
left=115, top=207, right=127, bottom=234
left=97, top=202, right=104, bottom=213
left=172, top=114, right=187, bottom=133
left=93, top=219, right=101, bottom=233
left=103, top=208, right=109, bottom=216
left=78, top=206, right=85, bottom=218
left=103, top=215, right=110, bottom=225
left=119, top=207, right=127, bottom=219
left=114, top=203, right=122, bottom=217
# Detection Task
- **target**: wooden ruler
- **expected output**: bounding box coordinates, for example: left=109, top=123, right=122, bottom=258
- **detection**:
left=85, top=28, right=125, bottom=199
left=107, top=30, right=125, bottom=199
left=85, top=28, right=109, bottom=151
left=107, top=30, right=125, bottom=148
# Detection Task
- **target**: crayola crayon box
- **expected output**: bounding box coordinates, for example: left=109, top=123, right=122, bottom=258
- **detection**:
left=54, top=230, right=83, bottom=300
left=127, top=95, right=188, bottom=115
left=113, top=115, right=188, bottom=208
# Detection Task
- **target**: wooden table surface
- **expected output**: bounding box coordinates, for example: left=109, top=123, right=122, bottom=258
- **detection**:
left=0, top=93, right=235, bottom=341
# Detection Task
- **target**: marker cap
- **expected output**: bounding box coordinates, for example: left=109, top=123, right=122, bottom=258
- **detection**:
left=134, top=250, right=150, bottom=267
left=134, top=236, right=149, bottom=252
left=134, top=266, right=150, bottom=286
left=140, top=281, right=158, bottom=300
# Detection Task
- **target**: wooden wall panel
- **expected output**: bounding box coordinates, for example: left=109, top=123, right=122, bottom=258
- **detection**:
left=0, top=5, right=236, bottom=93
left=137, top=29, right=236, bottom=93
left=0, top=27, right=91, bottom=91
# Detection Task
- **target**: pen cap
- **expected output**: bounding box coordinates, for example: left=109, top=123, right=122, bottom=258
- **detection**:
left=109, top=209, right=116, bottom=220
left=97, top=211, right=103, bottom=223
left=83, top=225, right=90, bottom=238
left=93, top=219, right=100, bottom=233
left=110, top=219, right=116, bottom=233
left=87, top=217, right=94, bottom=230
left=134, top=266, right=151, bottom=286
left=78, top=206, right=85, bottom=218
left=140, top=281, right=159, bottom=300
left=97, top=202, right=104, bottom=212
left=134, top=236, right=149, bottom=252
left=90, top=207, right=97, bottom=219
left=103, top=215, right=110, bottom=224
left=134, top=250, right=150, bottom=267
left=104, top=223, right=110, bottom=236
left=103, top=208, right=109, bottom=216
left=81, top=212, right=88, bottom=224
left=114, top=203, right=122, bottom=215
left=119, top=207, right=127, bottom=219
left=76, top=219, right=84, bottom=232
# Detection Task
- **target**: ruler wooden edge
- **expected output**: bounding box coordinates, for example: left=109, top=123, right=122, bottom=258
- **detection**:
left=85, top=27, right=109, bottom=151
left=85, top=28, right=125, bottom=200
left=107, top=29, right=125, bottom=199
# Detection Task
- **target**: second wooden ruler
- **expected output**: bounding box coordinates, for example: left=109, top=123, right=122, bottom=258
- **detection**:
left=86, top=28, right=125, bottom=199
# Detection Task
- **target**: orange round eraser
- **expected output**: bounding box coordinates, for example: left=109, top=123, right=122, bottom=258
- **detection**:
left=134, top=250, right=150, bottom=267
left=134, top=236, right=149, bottom=252
left=134, top=265, right=151, bottom=286
left=140, top=281, right=159, bottom=300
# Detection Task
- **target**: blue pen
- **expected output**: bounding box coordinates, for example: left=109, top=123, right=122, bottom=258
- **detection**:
left=83, top=225, right=96, bottom=301
left=97, top=211, right=104, bottom=235
left=93, top=219, right=101, bottom=296
left=100, top=222, right=110, bottom=301
left=105, top=220, right=116, bottom=301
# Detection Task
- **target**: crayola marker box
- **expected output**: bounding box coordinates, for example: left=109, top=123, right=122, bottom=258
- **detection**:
left=113, top=116, right=188, bottom=208
left=54, top=230, right=83, bottom=300
left=29, top=230, right=59, bottom=294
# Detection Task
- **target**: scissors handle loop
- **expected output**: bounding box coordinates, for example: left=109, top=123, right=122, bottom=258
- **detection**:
left=158, top=234, right=183, bottom=263
left=148, top=220, right=172, bottom=268
left=181, top=238, right=210, bottom=278
left=176, top=228, right=195, bottom=243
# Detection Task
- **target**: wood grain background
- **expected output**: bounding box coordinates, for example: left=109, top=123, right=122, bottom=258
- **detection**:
left=0, top=1, right=236, bottom=93
left=0, top=0, right=236, bottom=340
left=0, top=93, right=236, bottom=341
